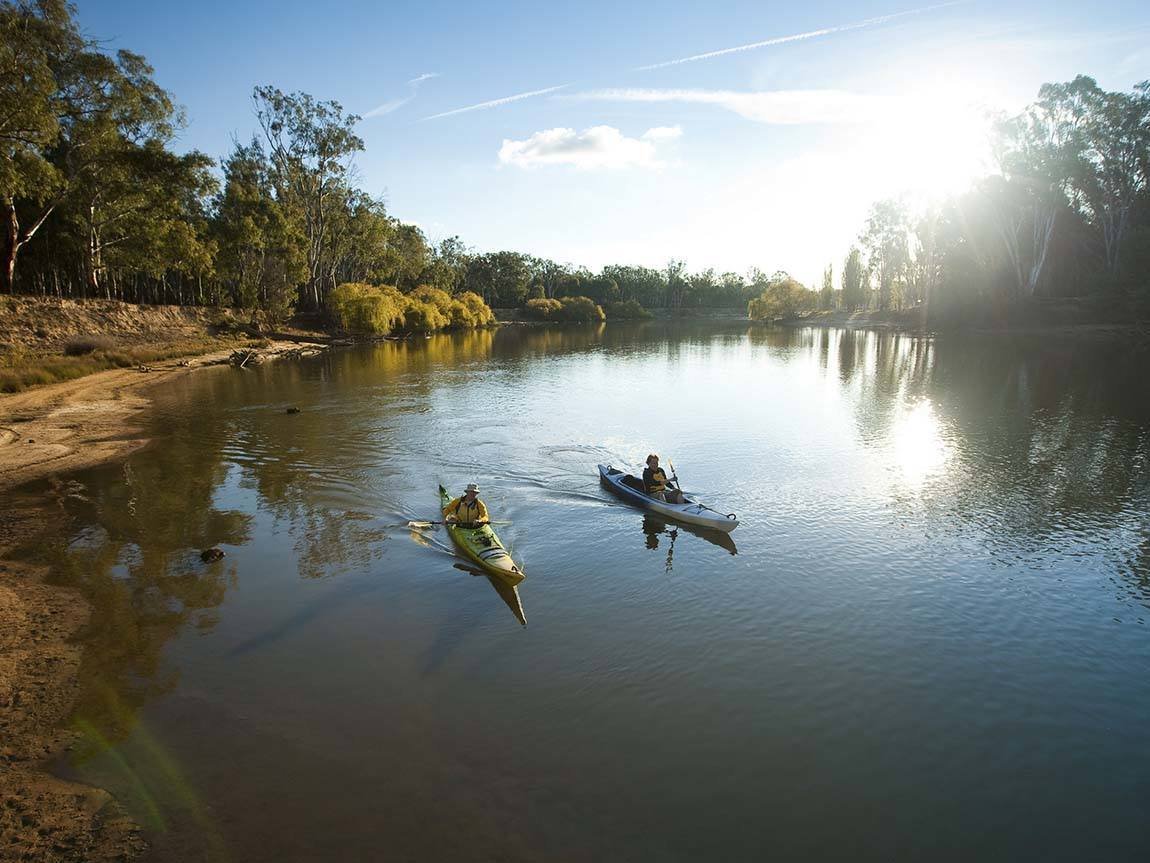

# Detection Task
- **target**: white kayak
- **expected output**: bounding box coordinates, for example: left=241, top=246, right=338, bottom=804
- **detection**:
left=598, top=464, right=739, bottom=533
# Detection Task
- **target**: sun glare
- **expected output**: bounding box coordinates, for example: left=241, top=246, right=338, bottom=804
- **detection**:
left=871, top=79, right=997, bottom=202
left=892, top=400, right=951, bottom=486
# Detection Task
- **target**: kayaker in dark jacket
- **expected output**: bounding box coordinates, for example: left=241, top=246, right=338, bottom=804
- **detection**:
left=444, top=483, right=490, bottom=526
left=642, top=455, right=683, bottom=503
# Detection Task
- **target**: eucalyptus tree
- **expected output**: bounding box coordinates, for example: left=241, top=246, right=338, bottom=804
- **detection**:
left=820, top=265, right=834, bottom=310
left=602, top=264, right=665, bottom=307
left=383, top=221, right=430, bottom=291
left=253, top=86, right=364, bottom=309
left=986, top=77, right=1095, bottom=297
left=524, top=256, right=567, bottom=299
left=0, top=0, right=80, bottom=291
left=687, top=267, right=718, bottom=308
left=842, top=248, right=865, bottom=311
left=665, top=258, right=687, bottom=309
left=860, top=199, right=911, bottom=310
left=213, top=138, right=306, bottom=317
left=1074, top=79, right=1150, bottom=274
left=419, top=235, right=470, bottom=293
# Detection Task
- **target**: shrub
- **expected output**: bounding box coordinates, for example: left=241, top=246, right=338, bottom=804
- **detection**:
left=63, top=335, right=116, bottom=355
left=748, top=277, right=818, bottom=321
left=331, top=282, right=495, bottom=334
left=524, top=298, right=562, bottom=320
left=329, top=282, right=406, bottom=335
left=557, top=296, right=606, bottom=322
left=605, top=300, right=652, bottom=320
left=454, top=291, right=496, bottom=327
left=402, top=299, right=450, bottom=333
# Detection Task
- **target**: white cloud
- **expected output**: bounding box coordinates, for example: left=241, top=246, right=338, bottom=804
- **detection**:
left=570, top=88, right=876, bottom=125
left=498, top=125, right=680, bottom=170
left=642, top=125, right=683, bottom=140
left=364, top=72, right=440, bottom=118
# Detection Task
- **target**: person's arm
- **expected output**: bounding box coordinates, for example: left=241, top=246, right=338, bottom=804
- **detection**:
left=475, top=500, right=490, bottom=524
left=444, top=498, right=461, bottom=522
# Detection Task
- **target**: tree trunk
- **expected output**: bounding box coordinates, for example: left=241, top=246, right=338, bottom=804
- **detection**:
left=2, top=200, right=19, bottom=294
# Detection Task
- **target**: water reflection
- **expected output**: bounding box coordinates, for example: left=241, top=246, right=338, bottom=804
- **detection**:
left=11, top=320, right=1150, bottom=862
left=641, top=514, right=738, bottom=569
left=810, top=326, right=1150, bottom=605
left=29, top=322, right=1150, bottom=758
left=890, top=400, right=951, bottom=486
left=453, top=563, right=528, bottom=626
left=34, top=413, right=250, bottom=756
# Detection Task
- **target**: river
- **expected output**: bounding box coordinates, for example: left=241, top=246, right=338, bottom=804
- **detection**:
left=23, top=322, right=1150, bottom=861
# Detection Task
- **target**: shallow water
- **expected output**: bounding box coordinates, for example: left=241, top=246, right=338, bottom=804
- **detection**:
left=26, top=322, right=1150, bottom=861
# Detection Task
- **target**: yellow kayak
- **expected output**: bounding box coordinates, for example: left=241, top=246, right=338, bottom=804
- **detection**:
left=439, top=485, right=524, bottom=585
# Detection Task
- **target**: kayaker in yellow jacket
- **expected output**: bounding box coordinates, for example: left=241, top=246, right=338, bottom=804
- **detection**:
left=444, top=483, right=490, bottom=526
left=642, top=454, right=684, bottom=503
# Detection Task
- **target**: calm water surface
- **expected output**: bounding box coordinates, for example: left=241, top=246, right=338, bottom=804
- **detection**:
left=27, top=322, right=1150, bottom=861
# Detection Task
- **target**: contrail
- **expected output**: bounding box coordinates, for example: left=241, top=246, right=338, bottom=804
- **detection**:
left=364, top=72, right=440, bottom=118
left=423, top=83, right=570, bottom=121
left=634, top=2, right=964, bottom=71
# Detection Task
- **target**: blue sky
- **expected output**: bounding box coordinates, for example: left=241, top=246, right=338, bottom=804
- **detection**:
left=79, top=1, right=1150, bottom=285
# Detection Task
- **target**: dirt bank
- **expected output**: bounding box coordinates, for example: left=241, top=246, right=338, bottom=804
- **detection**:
left=0, top=305, right=330, bottom=860
left=1, top=490, right=147, bottom=861
left=0, top=341, right=323, bottom=492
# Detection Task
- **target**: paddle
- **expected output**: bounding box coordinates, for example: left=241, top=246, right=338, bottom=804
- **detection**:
left=408, top=519, right=511, bottom=528
left=667, top=460, right=686, bottom=503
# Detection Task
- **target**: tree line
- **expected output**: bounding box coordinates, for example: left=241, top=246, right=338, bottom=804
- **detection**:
left=0, top=1, right=773, bottom=324
left=822, top=76, right=1150, bottom=321
left=4, top=2, right=1147, bottom=327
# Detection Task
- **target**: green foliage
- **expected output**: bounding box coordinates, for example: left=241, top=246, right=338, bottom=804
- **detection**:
left=462, top=251, right=532, bottom=306
left=253, top=85, right=364, bottom=309
left=521, top=295, right=605, bottom=322
left=3, top=7, right=1147, bottom=335
left=451, top=290, right=496, bottom=327
left=1119, top=225, right=1150, bottom=295
left=329, top=282, right=406, bottom=334
left=605, top=299, right=652, bottom=319
left=213, top=138, right=306, bottom=320
left=524, top=298, right=562, bottom=320
left=557, top=296, right=606, bottom=322
left=748, top=275, right=818, bottom=321
left=0, top=0, right=74, bottom=206
left=820, top=265, right=835, bottom=310
left=330, top=282, right=494, bottom=335
left=842, top=248, right=865, bottom=311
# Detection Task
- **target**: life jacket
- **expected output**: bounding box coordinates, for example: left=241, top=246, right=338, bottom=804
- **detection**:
left=647, top=467, right=667, bottom=494
left=445, top=496, right=488, bottom=523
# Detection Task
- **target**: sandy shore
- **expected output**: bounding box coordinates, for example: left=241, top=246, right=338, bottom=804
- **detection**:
left=0, top=341, right=324, bottom=492
left=0, top=340, right=325, bottom=861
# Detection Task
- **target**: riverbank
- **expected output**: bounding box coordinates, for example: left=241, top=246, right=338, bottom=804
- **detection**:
left=493, top=306, right=749, bottom=324
left=1, top=494, right=147, bottom=861
left=778, top=297, right=1150, bottom=337
left=1, top=315, right=330, bottom=860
